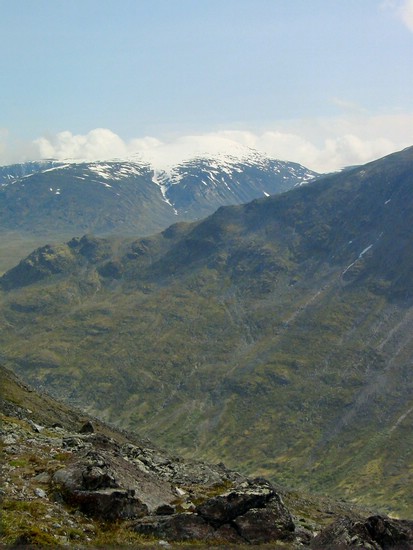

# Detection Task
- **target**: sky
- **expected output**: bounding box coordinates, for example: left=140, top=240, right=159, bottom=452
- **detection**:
left=1, top=0, right=413, bottom=172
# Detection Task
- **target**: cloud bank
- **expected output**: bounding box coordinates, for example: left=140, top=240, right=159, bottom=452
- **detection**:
left=1, top=111, right=412, bottom=173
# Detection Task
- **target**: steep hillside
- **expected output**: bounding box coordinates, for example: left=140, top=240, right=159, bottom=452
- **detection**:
left=5, top=363, right=399, bottom=549
left=1, top=146, right=412, bottom=517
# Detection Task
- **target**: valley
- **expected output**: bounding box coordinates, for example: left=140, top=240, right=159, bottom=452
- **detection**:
left=1, top=146, right=412, bottom=520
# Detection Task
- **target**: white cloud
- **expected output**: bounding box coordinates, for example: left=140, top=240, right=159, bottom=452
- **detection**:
left=399, top=0, right=413, bottom=30
left=381, top=0, right=413, bottom=32
left=0, top=111, right=412, bottom=173
left=35, top=129, right=130, bottom=161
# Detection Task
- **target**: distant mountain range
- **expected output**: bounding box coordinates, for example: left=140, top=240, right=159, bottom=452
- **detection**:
left=0, top=152, right=318, bottom=237
left=1, top=146, right=412, bottom=516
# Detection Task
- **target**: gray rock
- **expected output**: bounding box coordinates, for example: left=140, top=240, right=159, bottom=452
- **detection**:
left=2, top=434, right=17, bottom=445
left=233, top=501, right=295, bottom=544
left=79, top=421, right=94, bottom=434
left=52, top=447, right=176, bottom=518
left=28, top=420, right=44, bottom=432
left=311, top=515, right=413, bottom=549
left=33, top=472, right=51, bottom=483
left=196, top=478, right=275, bottom=527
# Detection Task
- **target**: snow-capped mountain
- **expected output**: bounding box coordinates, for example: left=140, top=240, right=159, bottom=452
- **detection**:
left=0, top=151, right=319, bottom=239
left=0, top=160, right=66, bottom=184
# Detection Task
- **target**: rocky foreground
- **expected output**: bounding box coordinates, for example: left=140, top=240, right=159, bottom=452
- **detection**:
left=1, top=365, right=412, bottom=549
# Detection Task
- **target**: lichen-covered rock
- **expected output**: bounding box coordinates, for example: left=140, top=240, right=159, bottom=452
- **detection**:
left=122, top=442, right=242, bottom=486
left=232, top=496, right=295, bottom=544
left=133, top=478, right=296, bottom=544
left=51, top=445, right=176, bottom=519
left=196, top=478, right=276, bottom=527
left=311, top=514, right=413, bottom=549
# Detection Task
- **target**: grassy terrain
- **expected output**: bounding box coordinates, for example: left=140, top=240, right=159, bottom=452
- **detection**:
left=1, top=147, right=412, bottom=518
left=2, top=364, right=373, bottom=548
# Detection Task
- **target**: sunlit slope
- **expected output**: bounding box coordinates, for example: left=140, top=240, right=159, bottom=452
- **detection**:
left=1, top=146, right=412, bottom=516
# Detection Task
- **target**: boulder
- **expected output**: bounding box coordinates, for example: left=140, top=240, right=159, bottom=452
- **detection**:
left=232, top=497, right=295, bottom=544
left=196, top=478, right=275, bottom=527
left=51, top=448, right=176, bottom=519
left=311, top=515, right=413, bottom=549
left=133, top=478, right=296, bottom=544
left=69, top=488, right=148, bottom=521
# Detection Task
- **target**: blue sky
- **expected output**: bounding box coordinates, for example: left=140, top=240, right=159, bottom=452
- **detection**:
left=1, top=0, right=413, bottom=171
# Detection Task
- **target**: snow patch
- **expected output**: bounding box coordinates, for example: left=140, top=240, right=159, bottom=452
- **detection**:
left=41, top=164, right=70, bottom=173
left=342, top=244, right=373, bottom=276
left=152, top=171, right=177, bottom=214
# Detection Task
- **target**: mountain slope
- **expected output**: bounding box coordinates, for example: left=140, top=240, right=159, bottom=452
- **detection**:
left=0, top=153, right=318, bottom=274
left=0, top=152, right=317, bottom=236
left=7, top=363, right=409, bottom=549
left=0, top=160, right=65, bottom=184
left=1, top=146, right=412, bottom=516
left=0, top=160, right=176, bottom=237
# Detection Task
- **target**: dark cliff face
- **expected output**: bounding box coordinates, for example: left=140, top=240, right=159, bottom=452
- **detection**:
left=1, top=147, right=413, bottom=517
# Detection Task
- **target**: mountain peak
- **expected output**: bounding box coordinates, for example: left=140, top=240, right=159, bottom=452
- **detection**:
left=0, top=153, right=318, bottom=255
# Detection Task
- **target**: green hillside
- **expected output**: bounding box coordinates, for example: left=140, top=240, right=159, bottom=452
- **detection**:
left=1, top=147, right=412, bottom=517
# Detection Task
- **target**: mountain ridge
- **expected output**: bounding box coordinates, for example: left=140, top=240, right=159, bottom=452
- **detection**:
left=0, top=151, right=318, bottom=273
left=1, top=146, right=412, bottom=517
left=0, top=150, right=318, bottom=229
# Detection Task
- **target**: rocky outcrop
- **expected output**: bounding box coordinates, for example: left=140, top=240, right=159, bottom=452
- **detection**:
left=50, top=434, right=296, bottom=543
left=310, top=515, right=413, bottom=549
left=51, top=440, right=176, bottom=519
left=2, top=363, right=412, bottom=548
left=133, top=479, right=295, bottom=544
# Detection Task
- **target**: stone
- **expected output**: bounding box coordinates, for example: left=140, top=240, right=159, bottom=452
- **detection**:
left=79, top=421, right=94, bottom=434
left=34, top=488, right=47, bottom=498
left=82, top=465, right=117, bottom=490
left=196, top=478, right=275, bottom=527
left=3, top=434, right=17, bottom=445
left=310, top=515, right=413, bottom=549
left=28, top=420, right=44, bottom=432
left=214, top=523, right=244, bottom=543
left=232, top=503, right=295, bottom=544
left=69, top=488, right=148, bottom=521
left=33, top=472, right=51, bottom=483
